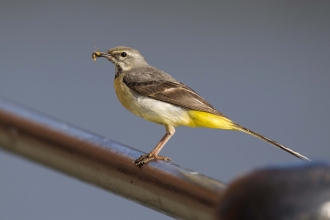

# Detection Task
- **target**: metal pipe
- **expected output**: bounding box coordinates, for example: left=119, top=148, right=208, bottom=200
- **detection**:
left=0, top=98, right=226, bottom=220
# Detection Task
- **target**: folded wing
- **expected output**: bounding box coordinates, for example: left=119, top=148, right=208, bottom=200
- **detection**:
left=123, top=67, right=224, bottom=116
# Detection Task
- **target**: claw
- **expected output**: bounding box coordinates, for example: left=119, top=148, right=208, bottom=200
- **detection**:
left=134, top=154, right=172, bottom=167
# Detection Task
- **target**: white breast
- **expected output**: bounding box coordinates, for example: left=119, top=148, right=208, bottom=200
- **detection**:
left=113, top=73, right=192, bottom=127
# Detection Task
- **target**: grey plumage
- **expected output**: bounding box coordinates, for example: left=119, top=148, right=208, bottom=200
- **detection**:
left=123, top=66, right=224, bottom=116
left=92, top=46, right=310, bottom=165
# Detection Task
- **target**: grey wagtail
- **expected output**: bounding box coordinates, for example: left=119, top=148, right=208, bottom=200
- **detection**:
left=92, top=46, right=310, bottom=166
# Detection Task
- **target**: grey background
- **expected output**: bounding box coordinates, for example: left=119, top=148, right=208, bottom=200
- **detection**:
left=1, top=1, right=330, bottom=219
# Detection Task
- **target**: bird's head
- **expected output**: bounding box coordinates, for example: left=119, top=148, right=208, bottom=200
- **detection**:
left=92, top=46, right=147, bottom=72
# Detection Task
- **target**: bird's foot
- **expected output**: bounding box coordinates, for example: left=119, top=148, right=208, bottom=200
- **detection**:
left=133, top=154, right=172, bottom=167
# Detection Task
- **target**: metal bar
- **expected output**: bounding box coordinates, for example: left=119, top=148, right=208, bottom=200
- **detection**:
left=0, top=98, right=226, bottom=220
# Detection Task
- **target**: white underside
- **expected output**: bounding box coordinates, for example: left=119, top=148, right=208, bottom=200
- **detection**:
left=114, top=74, right=192, bottom=127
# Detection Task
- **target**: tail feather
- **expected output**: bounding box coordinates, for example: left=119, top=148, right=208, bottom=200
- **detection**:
left=233, top=123, right=311, bottom=161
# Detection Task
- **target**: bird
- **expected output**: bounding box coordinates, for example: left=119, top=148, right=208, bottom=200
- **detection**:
left=92, top=46, right=310, bottom=166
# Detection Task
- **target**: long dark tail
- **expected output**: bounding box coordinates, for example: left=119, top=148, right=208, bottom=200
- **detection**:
left=233, top=122, right=311, bottom=161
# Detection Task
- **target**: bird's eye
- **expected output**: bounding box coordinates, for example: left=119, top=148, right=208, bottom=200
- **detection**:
left=121, top=52, right=127, bottom=57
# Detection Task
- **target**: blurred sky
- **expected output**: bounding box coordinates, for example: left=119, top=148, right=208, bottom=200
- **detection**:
left=1, top=1, right=330, bottom=219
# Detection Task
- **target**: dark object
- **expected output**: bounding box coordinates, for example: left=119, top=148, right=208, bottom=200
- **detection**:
left=218, top=163, right=330, bottom=220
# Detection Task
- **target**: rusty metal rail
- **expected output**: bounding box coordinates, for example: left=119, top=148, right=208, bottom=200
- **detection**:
left=0, top=98, right=226, bottom=220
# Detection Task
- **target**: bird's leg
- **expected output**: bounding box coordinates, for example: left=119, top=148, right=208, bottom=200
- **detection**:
left=134, top=126, right=175, bottom=167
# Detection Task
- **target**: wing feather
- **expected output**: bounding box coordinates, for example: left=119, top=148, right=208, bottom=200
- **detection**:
left=123, top=67, right=224, bottom=116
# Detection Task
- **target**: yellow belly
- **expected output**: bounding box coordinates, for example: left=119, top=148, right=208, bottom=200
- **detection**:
left=114, top=74, right=236, bottom=130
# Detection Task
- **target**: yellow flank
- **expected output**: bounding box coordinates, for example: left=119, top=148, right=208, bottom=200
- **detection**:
left=187, top=110, right=236, bottom=130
